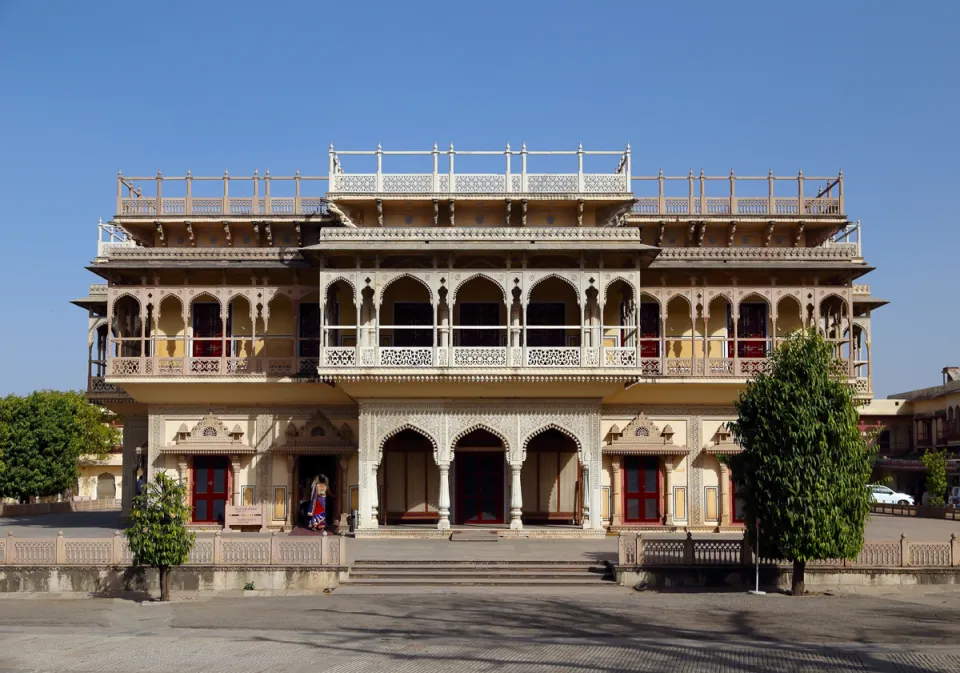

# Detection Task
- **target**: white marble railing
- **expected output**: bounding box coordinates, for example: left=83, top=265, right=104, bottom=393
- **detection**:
left=103, top=349, right=862, bottom=381
left=0, top=532, right=346, bottom=566
left=330, top=172, right=630, bottom=194
left=630, top=197, right=841, bottom=217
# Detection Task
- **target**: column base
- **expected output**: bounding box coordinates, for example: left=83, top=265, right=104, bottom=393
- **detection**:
left=437, top=515, right=451, bottom=530
left=510, top=518, right=523, bottom=530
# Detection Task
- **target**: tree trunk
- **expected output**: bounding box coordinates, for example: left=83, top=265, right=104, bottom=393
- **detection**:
left=792, top=559, right=805, bottom=596
left=159, top=566, right=170, bottom=602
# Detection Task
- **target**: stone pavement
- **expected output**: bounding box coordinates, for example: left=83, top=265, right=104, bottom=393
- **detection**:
left=1, top=589, right=960, bottom=671
left=2, top=510, right=956, bottom=542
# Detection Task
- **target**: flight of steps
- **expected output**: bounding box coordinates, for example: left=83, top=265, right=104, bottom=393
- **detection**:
left=342, top=560, right=616, bottom=588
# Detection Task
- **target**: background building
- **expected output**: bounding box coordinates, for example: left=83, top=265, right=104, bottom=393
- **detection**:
left=73, top=143, right=878, bottom=534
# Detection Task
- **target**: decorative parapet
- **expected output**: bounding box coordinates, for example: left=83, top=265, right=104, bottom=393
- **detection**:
left=616, top=532, right=960, bottom=568
left=327, top=143, right=632, bottom=198
left=317, top=227, right=642, bottom=241
left=97, top=246, right=303, bottom=263
left=655, top=243, right=861, bottom=262
left=1, top=531, right=346, bottom=566
left=853, top=284, right=870, bottom=295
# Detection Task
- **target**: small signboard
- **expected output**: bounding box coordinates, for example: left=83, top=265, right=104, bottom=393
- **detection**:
left=225, top=504, right=263, bottom=529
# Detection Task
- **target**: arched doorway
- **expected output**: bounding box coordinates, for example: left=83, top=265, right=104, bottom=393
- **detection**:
left=380, top=429, right=440, bottom=525
left=96, top=472, right=116, bottom=500
left=453, top=429, right=506, bottom=525
left=521, top=429, right=580, bottom=525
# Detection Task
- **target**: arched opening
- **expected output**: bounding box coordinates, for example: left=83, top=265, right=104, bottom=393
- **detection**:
left=525, top=277, right=580, bottom=367
left=521, top=429, right=580, bottom=526
left=111, top=296, right=145, bottom=358
left=96, top=472, right=116, bottom=500
left=265, top=293, right=294, bottom=357
left=323, top=280, right=358, bottom=349
left=776, top=296, right=804, bottom=341
left=706, top=295, right=733, bottom=374
left=664, top=296, right=693, bottom=374
left=380, top=277, right=433, bottom=349
left=734, top=294, right=772, bottom=359
left=228, top=295, right=253, bottom=359
left=156, top=295, right=185, bottom=359
left=601, top=280, right=636, bottom=365
left=452, top=276, right=507, bottom=365
left=189, top=293, right=223, bottom=359
left=91, top=323, right=109, bottom=377
left=379, top=429, right=439, bottom=525
left=851, top=324, right=868, bottom=380
left=820, top=295, right=849, bottom=363
left=452, top=428, right=506, bottom=525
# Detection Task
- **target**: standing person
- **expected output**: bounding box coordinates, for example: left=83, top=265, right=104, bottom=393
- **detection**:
left=307, top=475, right=329, bottom=531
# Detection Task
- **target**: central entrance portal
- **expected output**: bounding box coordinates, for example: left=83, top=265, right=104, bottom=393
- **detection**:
left=455, top=451, right=505, bottom=524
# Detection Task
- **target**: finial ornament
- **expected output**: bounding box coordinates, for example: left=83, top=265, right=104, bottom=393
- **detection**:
left=521, top=142, right=526, bottom=151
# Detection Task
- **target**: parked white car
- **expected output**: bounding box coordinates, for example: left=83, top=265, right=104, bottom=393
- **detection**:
left=868, top=485, right=914, bottom=505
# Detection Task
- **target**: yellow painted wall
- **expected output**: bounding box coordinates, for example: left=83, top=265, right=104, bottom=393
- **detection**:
left=265, top=297, right=294, bottom=357
left=157, top=298, right=185, bottom=357
left=776, top=299, right=804, bottom=337
left=706, top=298, right=730, bottom=358
left=665, top=300, right=694, bottom=357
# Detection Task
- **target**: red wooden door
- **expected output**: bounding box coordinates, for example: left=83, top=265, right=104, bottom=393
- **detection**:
left=639, top=303, right=660, bottom=357
left=623, top=456, right=660, bottom=523
left=193, top=303, right=225, bottom=357
left=456, top=452, right=504, bottom=524
left=192, top=456, right=229, bottom=523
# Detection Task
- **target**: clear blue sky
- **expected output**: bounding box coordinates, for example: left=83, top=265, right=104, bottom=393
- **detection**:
left=0, top=1, right=956, bottom=398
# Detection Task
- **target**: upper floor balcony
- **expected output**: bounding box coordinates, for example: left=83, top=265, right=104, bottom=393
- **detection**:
left=98, top=272, right=871, bottom=397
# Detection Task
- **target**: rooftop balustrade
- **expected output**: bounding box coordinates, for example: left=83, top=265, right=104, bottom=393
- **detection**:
left=327, top=143, right=632, bottom=196
left=628, top=170, right=844, bottom=218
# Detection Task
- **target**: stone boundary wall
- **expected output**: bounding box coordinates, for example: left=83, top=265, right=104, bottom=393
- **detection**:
left=614, top=565, right=960, bottom=590
left=1, top=531, right=346, bottom=567
left=871, top=503, right=960, bottom=520
left=0, top=566, right=344, bottom=596
left=0, top=500, right=121, bottom=518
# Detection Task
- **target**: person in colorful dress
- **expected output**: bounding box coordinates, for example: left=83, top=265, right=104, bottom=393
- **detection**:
left=307, top=474, right=330, bottom=530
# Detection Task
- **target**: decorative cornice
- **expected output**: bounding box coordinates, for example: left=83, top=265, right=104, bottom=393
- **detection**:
left=316, top=227, right=643, bottom=241
left=654, top=244, right=860, bottom=262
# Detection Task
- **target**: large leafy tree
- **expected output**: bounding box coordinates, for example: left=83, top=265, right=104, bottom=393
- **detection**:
left=0, top=391, right=118, bottom=502
left=729, top=329, right=874, bottom=595
left=125, top=473, right=195, bottom=601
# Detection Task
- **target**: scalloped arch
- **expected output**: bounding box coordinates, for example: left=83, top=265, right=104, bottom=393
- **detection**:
left=377, top=273, right=434, bottom=305
left=818, top=292, right=849, bottom=313
left=377, top=422, right=441, bottom=459
left=525, top=273, right=581, bottom=304
left=521, top=422, right=584, bottom=462
left=601, top=275, right=638, bottom=308
left=449, top=423, right=511, bottom=455
left=323, top=276, right=358, bottom=303
left=450, top=273, right=508, bottom=305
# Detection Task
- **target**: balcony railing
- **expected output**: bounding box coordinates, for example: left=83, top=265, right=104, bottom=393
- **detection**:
left=327, top=144, right=632, bottom=196
left=105, top=349, right=860, bottom=382
left=116, top=172, right=328, bottom=217
left=628, top=171, right=844, bottom=218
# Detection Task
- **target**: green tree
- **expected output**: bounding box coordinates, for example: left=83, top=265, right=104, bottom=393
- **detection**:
left=921, top=449, right=948, bottom=507
left=125, top=473, right=195, bottom=601
left=729, top=330, right=874, bottom=595
left=0, top=391, right=119, bottom=502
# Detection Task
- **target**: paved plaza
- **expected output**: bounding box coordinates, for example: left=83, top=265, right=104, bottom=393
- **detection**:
left=1, top=589, right=960, bottom=671
left=2, top=511, right=958, bottom=543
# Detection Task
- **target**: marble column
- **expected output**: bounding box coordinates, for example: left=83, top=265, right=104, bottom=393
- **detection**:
left=719, top=463, right=730, bottom=527
left=230, top=457, right=241, bottom=506
left=663, top=460, right=674, bottom=526
left=509, top=463, right=523, bottom=530
left=438, top=462, right=451, bottom=530
left=177, top=456, right=189, bottom=504
left=611, top=456, right=622, bottom=527
left=370, top=462, right=380, bottom=527
left=581, top=457, right=591, bottom=530
left=286, top=455, right=296, bottom=529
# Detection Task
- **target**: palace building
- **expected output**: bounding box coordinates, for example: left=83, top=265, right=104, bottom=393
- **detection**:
left=72, top=143, right=878, bottom=535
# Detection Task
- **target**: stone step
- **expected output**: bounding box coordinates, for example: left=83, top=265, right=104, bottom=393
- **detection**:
left=343, top=577, right=617, bottom=587
left=349, top=570, right=610, bottom=580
